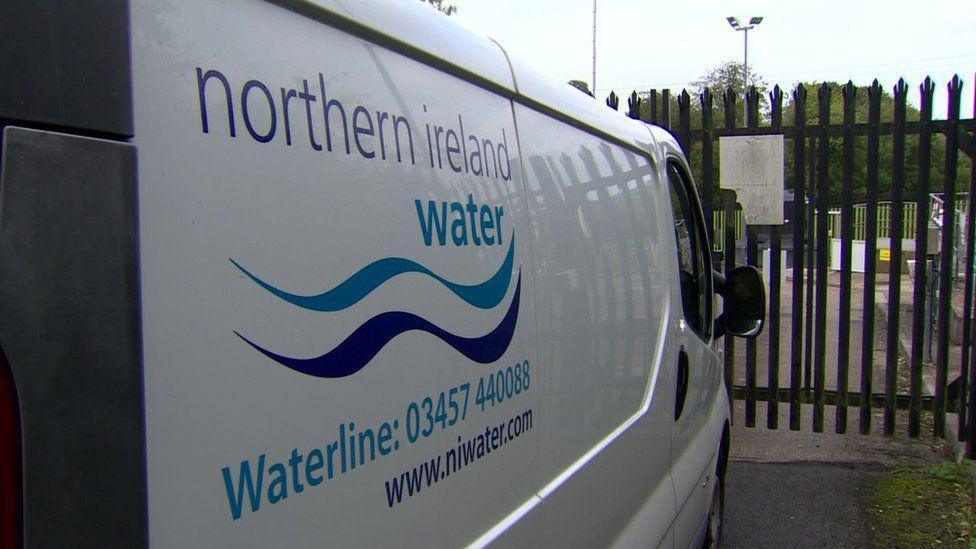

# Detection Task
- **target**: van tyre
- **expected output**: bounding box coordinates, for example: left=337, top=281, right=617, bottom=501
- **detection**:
left=702, top=473, right=724, bottom=548
left=703, top=424, right=730, bottom=548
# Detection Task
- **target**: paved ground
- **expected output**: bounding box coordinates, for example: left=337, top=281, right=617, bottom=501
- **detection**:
left=721, top=267, right=956, bottom=547
left=723, top=401, right=946, bottom=548
left=732, top=271, right=898, bottom=402
left=732, top=269, right=967, bottom=433
left=725, top=461, right=883, bottom=548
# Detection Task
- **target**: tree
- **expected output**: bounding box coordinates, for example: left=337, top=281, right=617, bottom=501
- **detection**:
left=610, top=61, right=971, bottom=208
left=653, top=61, right=770, bottom=203
left=568, top=79, right=594, bottom=97
left=421, top=0, right=457, bottom=15
left=689, top=60, right=770, bottom=124
left=632, top=60, right=769, bottom=132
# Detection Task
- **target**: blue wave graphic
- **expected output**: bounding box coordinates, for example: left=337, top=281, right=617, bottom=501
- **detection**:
left=229, top=234, right=515, bottom=311
left=235, top=272, right=521, bottom=378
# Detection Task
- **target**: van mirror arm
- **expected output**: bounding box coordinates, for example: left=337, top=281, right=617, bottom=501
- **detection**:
left=713, top=269, right=726, bottom=291
left=714, top=314, right=728, bottom=339
left=712, top=269, right=728, bottom=338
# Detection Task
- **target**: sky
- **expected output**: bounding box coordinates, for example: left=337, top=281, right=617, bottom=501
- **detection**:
left=449, top=0, right=976, bottom=118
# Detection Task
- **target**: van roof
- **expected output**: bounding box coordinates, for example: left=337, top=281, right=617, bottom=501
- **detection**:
left=504, top=52, right=660, bottom=157
left=292, top=0, right=661, bottom=157
left=292, top=0, right=517, bottom=92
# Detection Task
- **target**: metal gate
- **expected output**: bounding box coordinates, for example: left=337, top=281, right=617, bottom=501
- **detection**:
left=607, top=76, right=976, bottom=453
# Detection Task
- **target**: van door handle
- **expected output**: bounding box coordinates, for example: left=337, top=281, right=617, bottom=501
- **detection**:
left=675, top=347, right=689, bottom=421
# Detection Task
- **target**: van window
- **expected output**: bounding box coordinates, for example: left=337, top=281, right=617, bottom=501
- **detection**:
left=667, top=161, right=711, bottom=339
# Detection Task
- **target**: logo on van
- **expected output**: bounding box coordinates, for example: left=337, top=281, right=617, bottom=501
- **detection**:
left=231, top=235, right=520, bottom=378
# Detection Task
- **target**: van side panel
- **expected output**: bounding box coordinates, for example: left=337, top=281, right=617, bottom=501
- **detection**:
left=131, top=0, right=539, bottom=545
left=507, top=105, right=676, bottom=546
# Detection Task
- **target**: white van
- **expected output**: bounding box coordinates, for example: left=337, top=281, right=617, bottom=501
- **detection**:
left=0, top=1, right=764, bottom=547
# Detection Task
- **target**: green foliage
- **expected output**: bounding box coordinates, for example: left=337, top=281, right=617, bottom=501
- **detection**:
left=869, top=461, right=976, bottom=548
left=632, top=61, right=768, bottom=131
left=421, top=0, right=457, bottom=15
left=689, top=60, right=770, bottom=123
left=781, top=81, right=972, bottom=203
left=651, top=64, right=972, bottom=208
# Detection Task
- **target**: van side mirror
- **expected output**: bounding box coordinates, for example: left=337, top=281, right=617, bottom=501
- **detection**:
left=713, top=266, right=765, bottom=338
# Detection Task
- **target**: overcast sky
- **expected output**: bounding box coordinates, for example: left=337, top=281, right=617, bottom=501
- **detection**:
left=450, top=0, right=976, bottom=118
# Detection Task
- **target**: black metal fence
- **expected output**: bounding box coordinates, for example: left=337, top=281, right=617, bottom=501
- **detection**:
left=608, top=75, right=976, bottom=455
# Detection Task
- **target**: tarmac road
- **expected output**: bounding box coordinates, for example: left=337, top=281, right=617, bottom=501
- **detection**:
left=724, top=460, right=882, bottom=548
left=721, top=401, right=944, bottom=548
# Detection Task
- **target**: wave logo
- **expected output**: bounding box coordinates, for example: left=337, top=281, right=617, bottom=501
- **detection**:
left=230, top=234, right=520, bottom=378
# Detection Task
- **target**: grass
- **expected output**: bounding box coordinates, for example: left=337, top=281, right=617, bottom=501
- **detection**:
left=870, top=461, right=976, bottom=548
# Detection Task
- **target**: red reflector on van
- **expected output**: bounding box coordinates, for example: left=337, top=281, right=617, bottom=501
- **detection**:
left=0, top=351, right=21, bottom=549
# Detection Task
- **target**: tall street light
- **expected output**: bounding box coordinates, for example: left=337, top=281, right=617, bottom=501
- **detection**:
left=592, top=0, right=597, bottom=94
left=727, top=16, right=763, bottom=126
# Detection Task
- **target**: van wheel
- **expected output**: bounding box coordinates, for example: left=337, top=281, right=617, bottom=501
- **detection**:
left=702, top=474, right=724, bottom=548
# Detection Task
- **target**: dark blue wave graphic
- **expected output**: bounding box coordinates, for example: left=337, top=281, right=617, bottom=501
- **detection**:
left=229, top=234, right=515, bottom=311
left=236, top=272, right=521, bottom=378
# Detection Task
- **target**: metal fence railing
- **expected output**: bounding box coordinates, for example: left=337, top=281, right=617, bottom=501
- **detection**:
left=713, top=197, right=967, bottom=249
left=608, top=76, right=976, bottom=456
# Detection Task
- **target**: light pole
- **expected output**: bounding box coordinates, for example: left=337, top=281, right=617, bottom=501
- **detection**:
left=726, top=16, right=763, bottom=126
left=592, top=0, right=597, bottom=95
